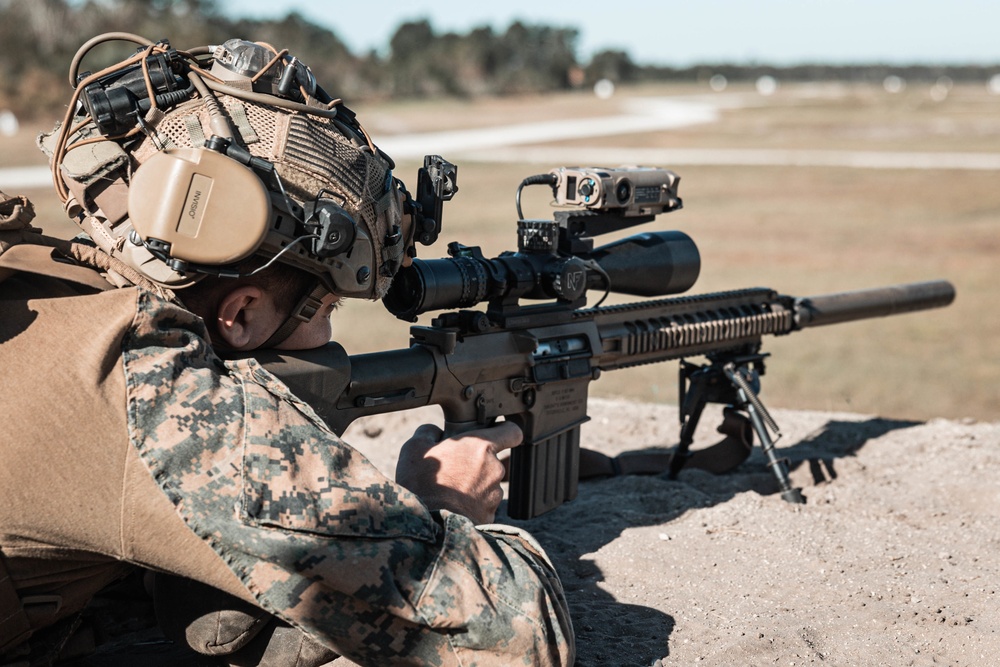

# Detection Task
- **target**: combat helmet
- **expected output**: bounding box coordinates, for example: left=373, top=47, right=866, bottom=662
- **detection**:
left=42, top=32, right=412, bottom=303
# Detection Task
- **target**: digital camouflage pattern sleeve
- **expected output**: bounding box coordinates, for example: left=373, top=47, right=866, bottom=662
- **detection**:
left=121, top=289, right=575, bottom=666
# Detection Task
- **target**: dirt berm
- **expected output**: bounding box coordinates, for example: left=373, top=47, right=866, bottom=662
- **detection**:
left=339, top=398, right=1000, bottom=667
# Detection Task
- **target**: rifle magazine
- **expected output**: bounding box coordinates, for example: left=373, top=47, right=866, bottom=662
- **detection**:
left=507, top=427, right=580, bottom=520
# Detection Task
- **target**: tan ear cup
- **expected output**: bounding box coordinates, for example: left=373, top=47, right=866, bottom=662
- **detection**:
left=128, top=148, right=271, bottom=266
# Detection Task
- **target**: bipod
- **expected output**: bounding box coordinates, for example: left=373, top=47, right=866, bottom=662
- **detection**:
left=669, top=349, right=805, bottom=504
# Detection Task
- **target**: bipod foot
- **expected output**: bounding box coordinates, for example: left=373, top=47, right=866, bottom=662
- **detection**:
left=723, top=362, right=805, bottom=504
left=781, top=487, right=806, bottom=504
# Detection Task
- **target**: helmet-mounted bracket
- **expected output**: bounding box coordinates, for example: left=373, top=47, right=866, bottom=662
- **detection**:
left=304, top=192, right=357, bottom=259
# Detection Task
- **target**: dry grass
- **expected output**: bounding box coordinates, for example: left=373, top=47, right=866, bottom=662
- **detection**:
left=5, top=82, right=995, bottom=422
left=567, top=82, right=1000, bottom=153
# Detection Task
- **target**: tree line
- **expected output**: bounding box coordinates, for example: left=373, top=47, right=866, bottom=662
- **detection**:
left=1, top=0, right=997, bottom=120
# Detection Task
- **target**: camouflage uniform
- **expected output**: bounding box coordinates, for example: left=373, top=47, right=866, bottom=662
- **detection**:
left=0, top=233, right=575, bottom=665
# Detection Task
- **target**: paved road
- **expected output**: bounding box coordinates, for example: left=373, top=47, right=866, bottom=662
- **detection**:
left=377, top=94, right=1000, bottom=169
left=3, top=94, right=997, bottom=190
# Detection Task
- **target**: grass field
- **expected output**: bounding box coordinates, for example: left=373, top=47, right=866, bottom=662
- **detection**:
left=4, top=81, right=996, bottom=422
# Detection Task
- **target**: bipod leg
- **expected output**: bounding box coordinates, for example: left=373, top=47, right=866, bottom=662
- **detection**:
left=667, top=360, right=732, bottom=479
left=668, top=361, right=710, bottom=479
left=724, top=363, right=805, bottom=504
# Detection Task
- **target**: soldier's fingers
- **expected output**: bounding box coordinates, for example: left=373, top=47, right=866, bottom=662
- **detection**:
left=484, top=484, right=505, bottom=519
left=408, top=423, right=444, bottom=447
left=481, top=421, right=523, bottom=456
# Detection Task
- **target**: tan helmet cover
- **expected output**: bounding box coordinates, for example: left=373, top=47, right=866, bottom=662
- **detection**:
left=42, top=38, right=404, bottom=299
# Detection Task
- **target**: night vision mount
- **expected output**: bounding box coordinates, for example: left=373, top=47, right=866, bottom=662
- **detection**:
left=529, top=165, right=683, bottom=252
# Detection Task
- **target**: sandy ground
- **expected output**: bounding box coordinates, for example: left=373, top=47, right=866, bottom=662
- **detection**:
left=335, top=398, right=1000, bottom=667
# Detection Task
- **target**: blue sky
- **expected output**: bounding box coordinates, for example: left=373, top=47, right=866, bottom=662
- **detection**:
left=223, top=0, right=999, bottom=66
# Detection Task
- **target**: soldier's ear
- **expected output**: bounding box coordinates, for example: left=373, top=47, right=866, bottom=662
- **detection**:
left=215, top=285, right=268, bottom=350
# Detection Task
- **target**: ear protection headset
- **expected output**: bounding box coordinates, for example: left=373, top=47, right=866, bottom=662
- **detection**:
left=127, top=147, right=273, bottom=267
left=126, top=140, right=362, bottom=277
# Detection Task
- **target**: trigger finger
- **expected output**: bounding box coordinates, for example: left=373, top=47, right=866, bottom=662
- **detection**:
left=487, top=421, right=524, bottom=455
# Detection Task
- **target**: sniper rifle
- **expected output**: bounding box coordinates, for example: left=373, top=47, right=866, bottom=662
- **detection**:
left=256, top=158, right=955, bottom=519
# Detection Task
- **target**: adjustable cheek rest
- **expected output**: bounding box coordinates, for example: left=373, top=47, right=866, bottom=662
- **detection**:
left=128, top=148, right=271, bottom=266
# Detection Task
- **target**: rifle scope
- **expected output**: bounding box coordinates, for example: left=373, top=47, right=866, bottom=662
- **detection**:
left=383, top=225, right=700, bottom=321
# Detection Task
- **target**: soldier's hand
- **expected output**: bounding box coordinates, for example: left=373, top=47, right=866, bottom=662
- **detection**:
left=395, top=422, right=523, bottom=525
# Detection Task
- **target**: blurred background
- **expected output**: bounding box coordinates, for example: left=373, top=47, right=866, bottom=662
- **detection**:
left=0, top=0, right=996, bottom=422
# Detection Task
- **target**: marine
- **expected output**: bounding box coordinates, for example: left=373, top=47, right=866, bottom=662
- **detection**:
left=0, top=33, right=574, bottom=666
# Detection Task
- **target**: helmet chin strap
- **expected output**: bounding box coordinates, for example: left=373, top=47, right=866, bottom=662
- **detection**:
left=258, top=281, right=329, bottom=349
